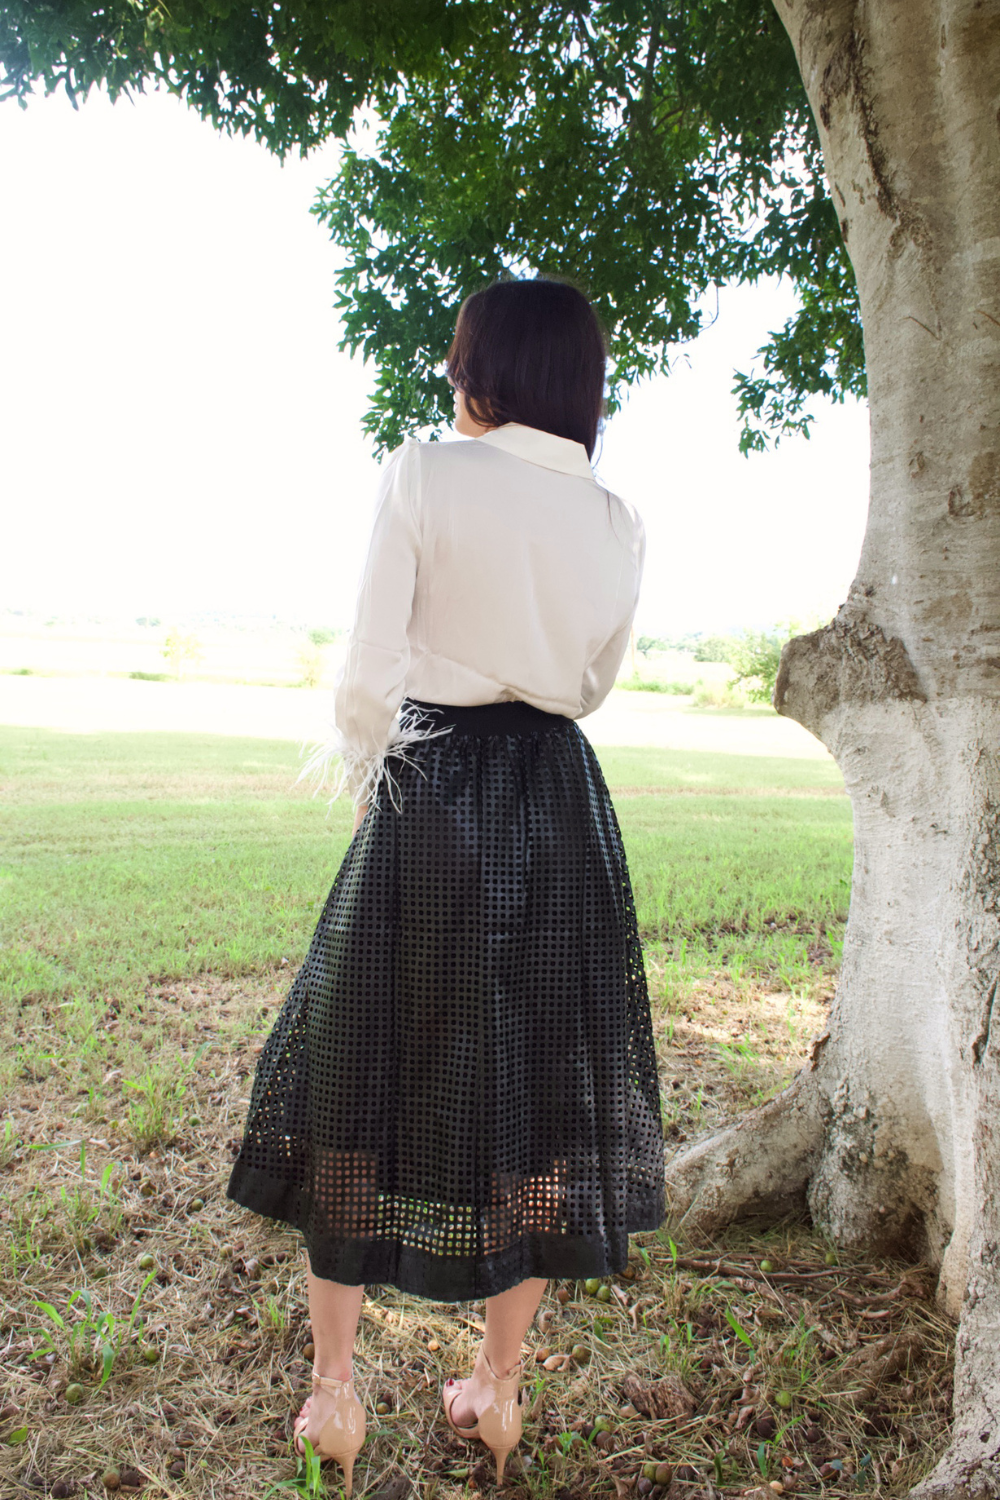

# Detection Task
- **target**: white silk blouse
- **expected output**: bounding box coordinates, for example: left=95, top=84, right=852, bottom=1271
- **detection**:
left=308, top=421, right=645, bottom=808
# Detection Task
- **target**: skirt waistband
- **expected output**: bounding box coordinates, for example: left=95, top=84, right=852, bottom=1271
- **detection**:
left=401, top=697, right=575, bottom=738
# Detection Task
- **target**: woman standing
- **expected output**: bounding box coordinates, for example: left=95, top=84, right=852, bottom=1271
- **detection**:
left=227, top=277, right=665, bottom=1491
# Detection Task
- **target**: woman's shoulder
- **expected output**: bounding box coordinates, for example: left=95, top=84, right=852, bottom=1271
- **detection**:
left=381, top=434, right=483, bottom=479
left=596, top=481, right=645, bottom=539
left=387, top=436, right=644, bottom=539
left=400, top=435, right=517, bottom=499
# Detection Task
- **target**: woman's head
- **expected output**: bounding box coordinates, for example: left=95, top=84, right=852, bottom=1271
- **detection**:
left=446, top=277, right=607, bottom=458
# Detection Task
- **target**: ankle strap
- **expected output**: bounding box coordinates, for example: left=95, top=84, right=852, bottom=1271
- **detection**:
left=312, top=1367, right=354, bottom=1393
left=482, top=1350, right=522, bottom=1382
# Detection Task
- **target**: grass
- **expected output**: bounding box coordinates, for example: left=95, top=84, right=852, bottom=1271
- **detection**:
left=617, top=675, right=693, bottom=695
left=0, top=726, right=954, bottom=1498
left=1, top=731, right=850, bottom=1014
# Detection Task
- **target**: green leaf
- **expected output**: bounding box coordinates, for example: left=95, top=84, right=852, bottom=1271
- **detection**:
left=33, top=1300, right=65, bottom=1330
left=69, top=1288, right=92, bottom=1318
left=724, top=1307, right=755, bottom=1348
left=5, top=1426, right=28, bottom=1445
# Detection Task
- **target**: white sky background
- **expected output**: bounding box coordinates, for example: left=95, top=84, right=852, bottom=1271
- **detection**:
left=1, top=85, right=870, bottom=637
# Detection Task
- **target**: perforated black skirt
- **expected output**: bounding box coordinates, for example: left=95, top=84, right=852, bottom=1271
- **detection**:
left=226, top=698, right=665, bottom=1301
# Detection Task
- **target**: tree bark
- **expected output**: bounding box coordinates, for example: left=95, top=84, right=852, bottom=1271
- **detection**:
left=663, top=3, right=1000, bottom=1494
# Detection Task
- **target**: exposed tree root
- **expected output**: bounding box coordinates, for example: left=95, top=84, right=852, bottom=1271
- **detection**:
left=662, top=1069, right=825, bottom=1234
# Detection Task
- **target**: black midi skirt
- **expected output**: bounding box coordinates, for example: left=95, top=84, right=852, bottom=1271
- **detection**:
left=226, top=697, right=665, bottom=1301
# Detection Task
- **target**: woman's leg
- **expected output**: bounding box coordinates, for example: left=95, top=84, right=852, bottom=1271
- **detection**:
left=448, top=1277, right=547, bottom=1428
left=294, top=1258, right=365, bottom=1449
left=307, top=1259, right=365, bottom=1378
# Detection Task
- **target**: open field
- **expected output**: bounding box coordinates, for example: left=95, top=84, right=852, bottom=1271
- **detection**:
left=0, top=620, right=344, bottom=690
left=0, top=624, right=729, bottom=698
left=0, top=729, right=951, bottom=1500
left=0, top=674, right=828, bottom=758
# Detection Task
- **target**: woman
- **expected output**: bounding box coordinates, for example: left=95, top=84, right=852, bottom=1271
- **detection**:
left=227, top=276, right=665, bottom=1492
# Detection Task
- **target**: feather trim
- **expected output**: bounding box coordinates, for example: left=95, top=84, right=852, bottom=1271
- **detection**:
left=297, top=700, right=453, bottom=813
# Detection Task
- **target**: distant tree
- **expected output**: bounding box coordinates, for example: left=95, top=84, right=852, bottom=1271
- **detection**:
left=161, top=629, right=203, bottom=681
left=297, top=644, right=327, bottom=689
left=725, top=624, right=797, bottom=703
left=308, top=627, right=339, bottom=646
left=660, top=634, right=702, bottom=655
left=635, top=635, right=669, bottom=658
left=692, top=636, right=734, bottom=664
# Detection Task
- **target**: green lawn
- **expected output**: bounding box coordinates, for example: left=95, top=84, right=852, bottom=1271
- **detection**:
left=1, top=727, right=852, bottom=1020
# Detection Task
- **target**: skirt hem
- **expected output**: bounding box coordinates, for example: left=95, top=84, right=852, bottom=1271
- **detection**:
left=226, top=1163, right=665, bottom=1302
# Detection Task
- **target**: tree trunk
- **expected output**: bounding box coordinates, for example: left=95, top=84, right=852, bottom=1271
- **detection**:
left=662, top=3, right=1000, bottom=1494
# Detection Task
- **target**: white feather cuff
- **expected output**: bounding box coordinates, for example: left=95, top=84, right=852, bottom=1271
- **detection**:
left=297, top=701, right=453, bottom=812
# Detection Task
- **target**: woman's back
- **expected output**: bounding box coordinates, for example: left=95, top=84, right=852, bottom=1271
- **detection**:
left=409, top=425, right=644, bottom=716
left=331, top=420, right=645, bottom=806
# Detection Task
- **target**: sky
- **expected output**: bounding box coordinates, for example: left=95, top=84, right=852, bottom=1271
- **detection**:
left=0, top=84, right=870, bottom=638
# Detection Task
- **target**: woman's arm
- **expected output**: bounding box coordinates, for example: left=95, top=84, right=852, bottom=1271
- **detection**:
left=580, top=616, right=637, bottom=714
left=579, top=509, right=646, bottom=716
left=332, top=441, right=422, bottom=807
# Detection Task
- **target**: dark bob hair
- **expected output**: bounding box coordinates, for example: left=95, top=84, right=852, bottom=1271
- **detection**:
left=446, top=277, right=607, bottom=459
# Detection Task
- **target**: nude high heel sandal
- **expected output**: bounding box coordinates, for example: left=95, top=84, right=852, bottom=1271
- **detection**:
left=443, top=1350, right=524, bottom=1482
left=293, top=1368, right=367, bottom=1497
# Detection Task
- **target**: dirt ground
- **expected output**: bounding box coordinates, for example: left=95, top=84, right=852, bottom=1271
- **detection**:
left=1, top=967, right=953, bottom=1500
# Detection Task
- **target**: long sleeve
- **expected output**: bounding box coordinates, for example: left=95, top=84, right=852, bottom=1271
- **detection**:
left=579, top=509, right=646, bottom=716
left=299, top=439, right=430, bottom=809
left=332, top=439, right=422, bottom=805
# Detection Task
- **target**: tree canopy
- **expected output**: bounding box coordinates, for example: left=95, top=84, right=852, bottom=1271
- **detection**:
left=1, top=0, right=865, bottom=453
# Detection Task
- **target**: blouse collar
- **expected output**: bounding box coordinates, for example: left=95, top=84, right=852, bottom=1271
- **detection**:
left=476, top=422, right=594, bottom=480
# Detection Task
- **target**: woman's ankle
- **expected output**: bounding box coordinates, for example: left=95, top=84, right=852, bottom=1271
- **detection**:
left=480, top=1346, right=520, bottom=1380
left=313, top=1358, right=354, bottom=1382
